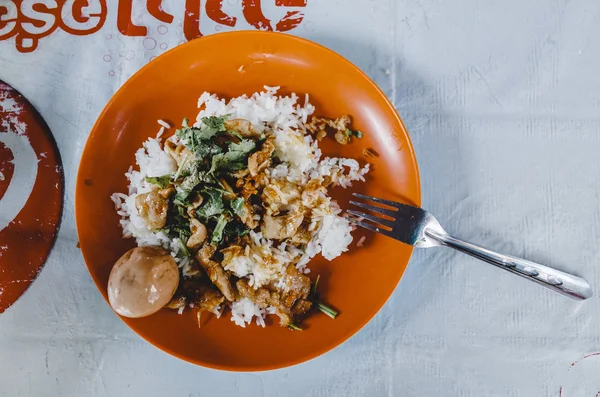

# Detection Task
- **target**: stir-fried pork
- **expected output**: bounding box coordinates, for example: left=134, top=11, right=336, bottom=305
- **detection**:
left=135, top=188, right=172, bottom=230
left=261, top=207, right=304, bottom=240
left=183, top=279, right=225, bottom=313
left=195, top=244, right=236, bottom=301
left=248, top=137, right=275, bottom=176
left=225, top=119, right=261, bottom=138
left=187, top=219, right=208, bottom=249
left=165, top=139, right=192, bottom=166
left=306, top=115, right=352, bottom=144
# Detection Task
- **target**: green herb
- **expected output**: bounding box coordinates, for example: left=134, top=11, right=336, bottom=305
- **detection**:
left=173, top=172, right=201, bottom=205
left=226, top=130, right=244, bottom=140
left=181, top=173, right=201, bottom=192
left=223, top=221, right=249, bottom=238
left=173, top=193, right=187, bottom=206
left=176, top=116, right=229, bottom=159
left=160, top=206, right=191, bottom=242
left=311, top=276, right=337, bottom=319
left=195, top=140, right=224, bottom=159
left=176, top=116, right=227, bottom=142
left=344, top=128, right=363, bottom=139
left=316, top=302, right=338, bottom=319
left=144, top=175, right=171, bottom=188
left=211, top=185, right=233, bottom=195
left=173, top=154, right=190, bottom=181
left=196, top=189, right=225, bottom=219
left=288, top=324, right=303, bottom=331
left=229, top=197, right=245, bottom=217
left=201, top=116, right=228, bottom=133
left=211, top=214, right=228, bottom=244
left=312, top=275, right=320, bottom=296
left=209, top=139, right=256, bottom=174
left=178, top=237, right=190, bottom=257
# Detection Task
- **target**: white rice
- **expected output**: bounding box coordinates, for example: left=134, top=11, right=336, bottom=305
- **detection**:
left=230, top=298, right=267, bottom=328
left=157, top=119, right=171, bottom=129
left=111, top=87, right=370, bottom=328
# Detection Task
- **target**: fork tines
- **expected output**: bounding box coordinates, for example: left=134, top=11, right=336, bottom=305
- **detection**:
left=347, top=193, right=398, bottom=237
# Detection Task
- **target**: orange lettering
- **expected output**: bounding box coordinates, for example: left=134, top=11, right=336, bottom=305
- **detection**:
left=118, top=1, right=174, bottom=37
left=183, top=0, right=202, bottom=40
left=21, top=0, right=58, bottom=34
left=242, top=0, right=271, bottom=31
left=18, top=0, right=61, bottom=53
left=275, top=0, right=306, bottom=5
left=147, top=0, right=173, bottom=24
left=0, top=1, right=18, bottom=39
left=0, top=0, right=309, bottom=54
left=275, top=10, right=303, bottom=32
left=60, top=0, right=107, bottom=35
left=117, top=0, right=146, bottom=36
left=242, top=0, right=306, bottom=32
left=206, top=0, right=236, bottom=27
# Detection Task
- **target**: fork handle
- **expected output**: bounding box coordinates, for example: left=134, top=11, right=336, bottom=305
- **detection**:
left=425, top=229, right=593, bottom=300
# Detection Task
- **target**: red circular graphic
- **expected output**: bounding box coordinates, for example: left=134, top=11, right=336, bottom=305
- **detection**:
left=0, top=80, right=63, bottom=313
left=0, top=142, right=15, bottom=199
left=559, top=353, right=600, bottom=396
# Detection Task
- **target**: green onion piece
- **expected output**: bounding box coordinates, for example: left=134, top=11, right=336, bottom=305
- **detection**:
left=173, top=154, right=190, bottom=181
left=312, top=275, right=320, bottom=296
left=145, top=175, right=171, bottom=188
left=288, top=324, right=302, bottom=331
left=316, top=302, right=338, bottom=319
left=178, top=234, right=190, bottom=257
left=210, top=214, right=228, bottom=244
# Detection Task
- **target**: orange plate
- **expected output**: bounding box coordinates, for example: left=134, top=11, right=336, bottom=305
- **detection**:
left=75, top=31, right=420, bottom=371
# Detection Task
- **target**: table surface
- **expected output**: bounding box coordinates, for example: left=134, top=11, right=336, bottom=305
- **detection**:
left=2, top=0, right=600, bottom=396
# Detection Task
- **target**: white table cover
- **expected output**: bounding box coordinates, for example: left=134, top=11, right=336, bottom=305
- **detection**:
left=1, top=1, right=599, bottom=395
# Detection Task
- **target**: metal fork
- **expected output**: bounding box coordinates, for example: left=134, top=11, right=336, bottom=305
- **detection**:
left=348, top=193, right=593, bottom=300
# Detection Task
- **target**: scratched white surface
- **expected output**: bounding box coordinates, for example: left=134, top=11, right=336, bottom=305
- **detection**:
left=2, top=0, right=600, bottom=396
